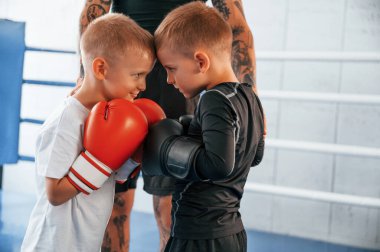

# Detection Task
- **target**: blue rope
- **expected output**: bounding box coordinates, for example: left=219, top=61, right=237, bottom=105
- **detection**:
left=21, top=118, right=44, bottom=125
left=19, top=155, right=35, bottom=162
left=23, top=80, right=75, bottom=87
left=26, top=47, right=76, bottom=54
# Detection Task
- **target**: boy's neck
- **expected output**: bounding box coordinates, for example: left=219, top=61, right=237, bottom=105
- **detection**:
left=206, top=65, right=239, bottom=90
left=73, top=77, right=107, bottom=110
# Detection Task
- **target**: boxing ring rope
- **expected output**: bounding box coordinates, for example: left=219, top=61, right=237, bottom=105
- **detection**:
left=26, top=46, right=76, bottom=55
left=266, top=139, right=380, bottom=158
left=256, top=51, right=380, bottom=62
left=244, top=183, right=380, bottom=209
left=17, top=47, right=380, bottom=209
left=23, top=80, right=75, bottom=87
left=259, top=90, right=380, bottom=105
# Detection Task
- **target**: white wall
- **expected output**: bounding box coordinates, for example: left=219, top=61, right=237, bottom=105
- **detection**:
left=245, top=0, right=380, bottom=250
left=1, top=0, right=379, bottom=249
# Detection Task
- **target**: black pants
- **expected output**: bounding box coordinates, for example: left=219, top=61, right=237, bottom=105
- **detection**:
left=164, top=230, right=247, bottom=252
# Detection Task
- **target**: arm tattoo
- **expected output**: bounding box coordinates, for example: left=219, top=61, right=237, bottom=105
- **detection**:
left=234, top=0, right=245, bottom=18
left=80, top=0, right=111, bottom=35
left=212, top=0, right=255, bottom=86
left=232, top=26, right=255, bottom=86
left=87, top=4, right=107, bottom=23
left=211, top=0, right=230, bottom=20
left=232, top=25, right=244, bottom=37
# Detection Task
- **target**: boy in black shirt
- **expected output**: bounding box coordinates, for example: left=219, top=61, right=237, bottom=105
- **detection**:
left=142, top=2, right=265, bottom=251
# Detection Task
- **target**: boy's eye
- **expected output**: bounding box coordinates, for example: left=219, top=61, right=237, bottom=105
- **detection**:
left=166, top=67, right=175, bottom=72
left=133, top=73, right=142, bottom=79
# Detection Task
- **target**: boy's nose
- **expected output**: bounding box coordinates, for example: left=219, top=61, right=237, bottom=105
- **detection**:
left=167, top=75, right=175, bottom=85
left=137, top=80, right=146, bottom=91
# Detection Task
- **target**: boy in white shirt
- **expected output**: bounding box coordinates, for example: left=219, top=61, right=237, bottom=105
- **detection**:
left=21, top=13, right=156, bottom=252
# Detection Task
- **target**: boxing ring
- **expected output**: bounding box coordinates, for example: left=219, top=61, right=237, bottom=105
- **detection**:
left=1, top=19, right=380, bottom=250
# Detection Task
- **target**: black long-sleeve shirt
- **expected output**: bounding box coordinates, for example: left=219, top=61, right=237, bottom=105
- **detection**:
left=170, top=82, right=265, bottom=239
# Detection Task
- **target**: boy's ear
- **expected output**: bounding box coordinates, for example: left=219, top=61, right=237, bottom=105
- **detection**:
left=92, top=57, right=108, bottom=80
left=194, top=51, right=210, bottom=73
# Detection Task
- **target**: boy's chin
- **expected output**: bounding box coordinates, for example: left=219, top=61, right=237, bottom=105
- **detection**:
left=183, top=92, right=195, bottom=99
left=123, top=94, right=136, bottom=102
left=182, top=89, right=200, bottom=99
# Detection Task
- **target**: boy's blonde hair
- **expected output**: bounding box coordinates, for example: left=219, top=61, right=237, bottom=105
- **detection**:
left=154, top=2, right=232, bottom=58
left=81, top=13, right=154, bottom=70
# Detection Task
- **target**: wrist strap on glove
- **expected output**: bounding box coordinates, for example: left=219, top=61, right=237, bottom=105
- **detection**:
left=164, top=136, right=202, bottom=180
left=67, top=151, right=113, bottom=195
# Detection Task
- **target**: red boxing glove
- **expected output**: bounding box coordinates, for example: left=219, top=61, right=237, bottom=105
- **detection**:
left=133, top=98, right=166, bottom=125
left=67, top=99, right=148, bottom=194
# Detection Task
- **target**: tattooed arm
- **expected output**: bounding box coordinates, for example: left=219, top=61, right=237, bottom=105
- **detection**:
left=211, top=0, right=257, bottom=92
left=212, top=0, right=267, bottom=137
left=80, top=0, right=112, bottom=35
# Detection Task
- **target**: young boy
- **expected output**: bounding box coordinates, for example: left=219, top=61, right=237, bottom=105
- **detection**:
left=21, top=13, right=156, bottom=251
left=141, top=2, right=265, bottom=252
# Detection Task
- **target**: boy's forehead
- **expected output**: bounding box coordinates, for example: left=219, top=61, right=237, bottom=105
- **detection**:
left=115, top=51, right=154, bottom=71
left=157, top=46, right=169, bottom=55
left=127, top=48, right=154, bottom=59
left=157, top=46, right=178, bottom=60
left=122, top=49, right=154, bottom=63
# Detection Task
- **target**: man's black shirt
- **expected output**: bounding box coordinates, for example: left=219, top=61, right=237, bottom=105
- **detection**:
left=112, top=0, right=206, bottom=34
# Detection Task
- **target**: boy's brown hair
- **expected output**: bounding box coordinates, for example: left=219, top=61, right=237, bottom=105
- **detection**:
left=80, top=13, right=154, bottom=69
left=154, top=1, right=232, bottom=57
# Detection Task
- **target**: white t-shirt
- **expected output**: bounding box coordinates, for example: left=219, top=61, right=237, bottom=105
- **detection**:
left=21, top=96, right=134, bottom=252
